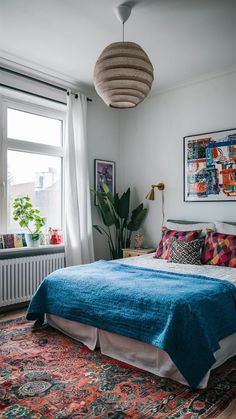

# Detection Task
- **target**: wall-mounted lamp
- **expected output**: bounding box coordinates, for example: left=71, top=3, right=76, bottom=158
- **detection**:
left=146, top=182, right=165, bottom=225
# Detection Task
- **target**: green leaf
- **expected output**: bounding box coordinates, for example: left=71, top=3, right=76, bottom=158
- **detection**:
left=100, top=182, right=113, bottom=200
left=32, top=233, right=40, bottom=241
left=96, top=191, right=115, bottom=227
left=130, top=203, right=143, bottom=220
left=99, top=184, right=121, bottom=228
left=114, top=188, right=130, bottom=219
left=127, top=207, right=148, bottom=231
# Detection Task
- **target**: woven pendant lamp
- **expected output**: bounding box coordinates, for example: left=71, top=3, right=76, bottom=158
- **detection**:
left=94, top=5, right=154, bottom=109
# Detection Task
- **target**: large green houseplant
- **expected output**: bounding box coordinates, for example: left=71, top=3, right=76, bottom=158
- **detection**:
left=13, top=196, right=45, bottom=247
left=93, top=184, right=148, bottom=259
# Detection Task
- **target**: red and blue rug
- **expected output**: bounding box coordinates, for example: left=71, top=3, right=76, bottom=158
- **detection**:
left=0, top=318, right=236, bottom=418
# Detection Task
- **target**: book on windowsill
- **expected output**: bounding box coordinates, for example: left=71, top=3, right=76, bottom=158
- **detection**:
left=3, top=234, right=15, bottom=248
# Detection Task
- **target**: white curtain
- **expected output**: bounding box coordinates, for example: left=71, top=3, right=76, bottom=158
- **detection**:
left=64, top=92, right=94, bottom=266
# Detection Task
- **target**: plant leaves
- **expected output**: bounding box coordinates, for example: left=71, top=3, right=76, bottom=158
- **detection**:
left=127, top=205, right=148, bottom=231
left=100, top=183, right=114, bottom=204
left=96, top=191, right=115, bottom=227
left=92, top=187, right=147, bottom=259
left=12, top=196, right=44, bottom=235
left=114, top=188, right=130, bottom=219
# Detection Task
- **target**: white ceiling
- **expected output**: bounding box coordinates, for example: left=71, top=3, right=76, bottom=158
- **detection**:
left=0, top=0, right=235, bottom=95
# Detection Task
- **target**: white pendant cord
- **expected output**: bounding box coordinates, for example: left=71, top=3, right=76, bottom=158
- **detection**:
left=115, top=4, right=131, bottom=42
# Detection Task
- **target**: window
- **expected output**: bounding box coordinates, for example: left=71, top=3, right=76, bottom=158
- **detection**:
left=7, top=108, right=62, bottom=146
left=0, top=98, right=65, bottom=233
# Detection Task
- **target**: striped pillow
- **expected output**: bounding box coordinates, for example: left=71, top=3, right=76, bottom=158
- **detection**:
left=168, top=238, right=204, bottom=265
left=202, top=231, right=236, bottom=268
left=154, top=227, right=202, bottom=260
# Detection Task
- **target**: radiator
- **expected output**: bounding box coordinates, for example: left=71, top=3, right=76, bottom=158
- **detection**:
left=0, top=253, right=65, bottom=307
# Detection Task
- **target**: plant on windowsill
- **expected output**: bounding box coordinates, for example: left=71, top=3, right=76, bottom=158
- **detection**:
left=12, top=196, right=45, bottom=247
left=92, top=183, right=148, bottom=259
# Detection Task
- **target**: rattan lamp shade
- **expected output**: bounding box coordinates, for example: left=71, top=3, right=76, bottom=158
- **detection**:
left=94, top=41, right=154, bottom=109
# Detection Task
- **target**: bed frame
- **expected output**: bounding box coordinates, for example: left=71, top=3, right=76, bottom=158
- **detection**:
left=167, top=219, right=236, bottom=226
left=45, top=220, right=236, bottom=388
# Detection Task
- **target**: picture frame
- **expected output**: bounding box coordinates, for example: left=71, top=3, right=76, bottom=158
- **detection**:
left=184, top=128, right=236, bottom=202
left=94, top=159, right=116, bottom=205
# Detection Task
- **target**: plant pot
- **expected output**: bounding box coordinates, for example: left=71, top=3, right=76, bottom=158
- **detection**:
left=25, top=234, right=40, bottom=248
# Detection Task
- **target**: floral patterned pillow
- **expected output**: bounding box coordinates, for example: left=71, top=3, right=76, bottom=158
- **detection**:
left=154, top=227, right=202, bottom=260
left=202, top=231, right=236, bottom=268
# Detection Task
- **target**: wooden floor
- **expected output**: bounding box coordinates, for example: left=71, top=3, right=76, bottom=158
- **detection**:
left=0, top=308, right=26, bottom=322
left=1, top=308, right=235, bottom=418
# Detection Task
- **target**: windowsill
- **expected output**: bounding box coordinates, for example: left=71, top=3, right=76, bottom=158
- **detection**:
left=0, top=244, right=65, bottom=259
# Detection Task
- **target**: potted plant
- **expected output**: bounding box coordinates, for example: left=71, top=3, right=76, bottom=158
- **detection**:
left=93, top=184, right=148, bottom=259
left=13, top=196, right=45, bottom=247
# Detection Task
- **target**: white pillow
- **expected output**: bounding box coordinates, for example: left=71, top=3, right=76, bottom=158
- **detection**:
left=214, top=221, right=236, bottom=235
left=165, top=221, right=215, bottom=233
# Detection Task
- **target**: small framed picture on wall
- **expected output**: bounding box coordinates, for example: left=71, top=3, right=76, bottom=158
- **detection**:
left=94, top=159, right=116, bottom=205
left=184, top=127, right=236, bottom=202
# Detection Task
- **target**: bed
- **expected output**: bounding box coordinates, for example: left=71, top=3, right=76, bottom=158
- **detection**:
left=27, top=246, right=236, bottom=390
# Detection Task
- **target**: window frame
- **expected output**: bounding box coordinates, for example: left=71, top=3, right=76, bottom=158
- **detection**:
left=0, top=95, right=65, bottom=233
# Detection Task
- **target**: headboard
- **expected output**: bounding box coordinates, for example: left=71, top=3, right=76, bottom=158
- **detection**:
left=167, top=219, right=236, bottom=226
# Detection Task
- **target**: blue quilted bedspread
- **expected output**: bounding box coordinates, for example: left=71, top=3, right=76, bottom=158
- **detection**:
left=27, top=260, right=236, bottom=388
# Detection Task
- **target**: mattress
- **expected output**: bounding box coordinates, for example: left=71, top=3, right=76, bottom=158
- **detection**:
left=46, top=254, right=236, bottom=388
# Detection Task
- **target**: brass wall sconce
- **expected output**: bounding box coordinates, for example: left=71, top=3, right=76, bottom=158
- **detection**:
left=146, top=182, right=165, bottom=225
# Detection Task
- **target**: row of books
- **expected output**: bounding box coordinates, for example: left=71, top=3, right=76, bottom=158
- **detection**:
left=0, top=234, right=27, bottom=249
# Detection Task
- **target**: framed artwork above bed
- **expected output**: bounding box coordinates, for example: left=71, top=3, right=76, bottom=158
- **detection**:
left=184, top=128, right=236, bottom=202
left=94, top=159, right=116, bottom=205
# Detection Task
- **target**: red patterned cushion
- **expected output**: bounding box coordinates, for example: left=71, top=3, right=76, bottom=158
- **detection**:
left=154, top=227, right=202, bottom=260
left=202, top=231, right=236, bottom=268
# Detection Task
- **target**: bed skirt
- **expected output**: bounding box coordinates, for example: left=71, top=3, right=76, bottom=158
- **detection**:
left=46, top=313, right=236, bottom=389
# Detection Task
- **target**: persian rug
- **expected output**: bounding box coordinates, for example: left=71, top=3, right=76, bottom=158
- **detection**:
left=0, top=319, right=236, bottom=419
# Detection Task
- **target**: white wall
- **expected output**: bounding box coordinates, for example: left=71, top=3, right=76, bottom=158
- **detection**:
left=119, top=72, right=236, bottom=248
left=87, top=97, right=120, bottom=259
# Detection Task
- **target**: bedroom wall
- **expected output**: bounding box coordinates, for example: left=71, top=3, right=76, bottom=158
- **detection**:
left=87, top=97, right=120, bottom=260
left=119, top=71, right=236, bottom=249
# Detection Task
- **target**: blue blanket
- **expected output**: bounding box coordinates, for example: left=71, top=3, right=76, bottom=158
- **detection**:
left=27, top=260, right=236, bottom=388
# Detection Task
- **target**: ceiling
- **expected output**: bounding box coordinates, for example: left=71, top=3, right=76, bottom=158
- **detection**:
left=0, top=0, right=235, bottom=95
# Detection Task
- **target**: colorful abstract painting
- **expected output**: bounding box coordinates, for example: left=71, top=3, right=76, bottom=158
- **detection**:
left=94, top=159, right=115, bottom=205
left=184, top=128, right=236, bottom=201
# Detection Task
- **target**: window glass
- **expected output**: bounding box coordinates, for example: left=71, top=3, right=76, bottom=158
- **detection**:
left=8, top=150, right=62, bottom=231
left=7, top=108, right=62, bottom=146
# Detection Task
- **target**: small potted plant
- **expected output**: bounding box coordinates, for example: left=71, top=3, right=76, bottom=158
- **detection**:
left=13, top=196, right=45, bottom=247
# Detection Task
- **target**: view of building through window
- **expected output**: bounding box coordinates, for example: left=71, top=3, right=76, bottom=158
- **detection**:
left=7, top=150, right=62, bottom=232
left=1, top=105, right=64, bottom=233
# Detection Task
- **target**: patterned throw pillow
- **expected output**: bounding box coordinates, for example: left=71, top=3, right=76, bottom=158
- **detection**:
left=202, top=231, right=236, bottom=268
left=168, top=238, right=204, bottom=265
left=154, top=227, right=202, bottom=260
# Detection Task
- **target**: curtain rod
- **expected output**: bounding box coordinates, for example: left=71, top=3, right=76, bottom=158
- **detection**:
left=0, top=83, right=67, bottom=105
left=0, top=66, right=93, bottom=102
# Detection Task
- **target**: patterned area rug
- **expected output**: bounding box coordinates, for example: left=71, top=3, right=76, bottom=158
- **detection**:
left=0, top=319, right=236, bottom=419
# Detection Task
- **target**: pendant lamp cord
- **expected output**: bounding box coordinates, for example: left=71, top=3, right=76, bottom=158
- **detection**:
left=122, top=22, right=124, bottom=42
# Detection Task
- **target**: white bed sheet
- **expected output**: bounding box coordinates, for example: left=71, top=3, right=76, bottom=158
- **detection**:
left=46, top=254, right=236, bottom=388
left=117, top=253, right=236, bottom=286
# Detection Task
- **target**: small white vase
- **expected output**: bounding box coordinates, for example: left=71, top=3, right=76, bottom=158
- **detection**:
left=25, top=234, right=40, bottom=247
